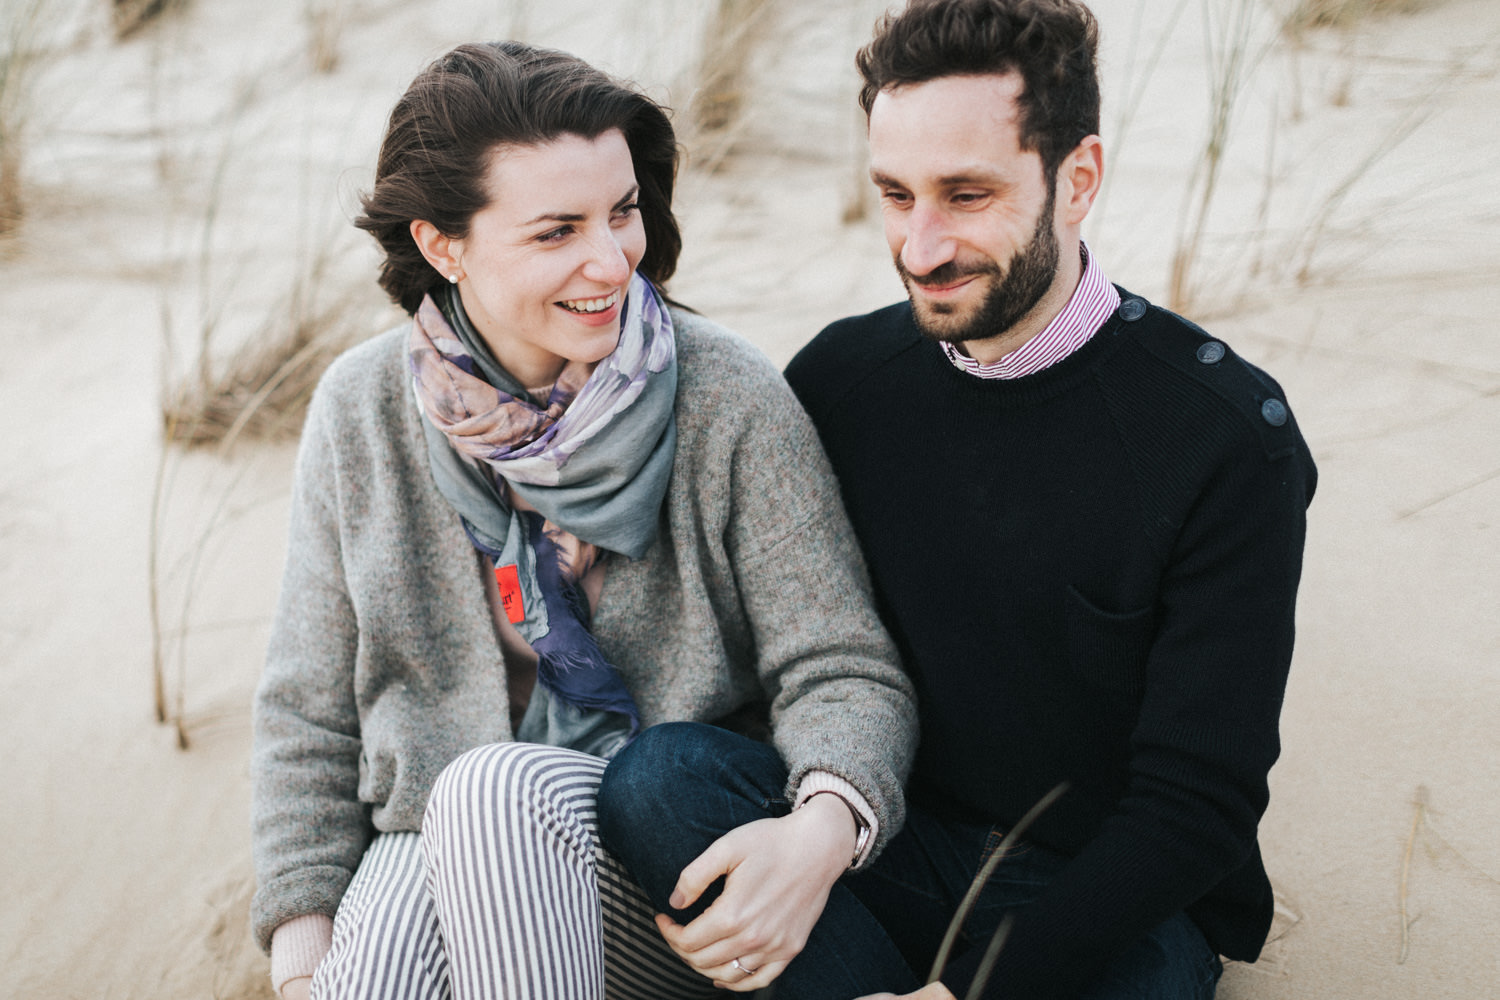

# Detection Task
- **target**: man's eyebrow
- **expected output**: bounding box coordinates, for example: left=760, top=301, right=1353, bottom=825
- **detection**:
left=937, top=171, right=1006, bottom=186
left=869, top=168, right=1009, bottom=188
left=519, top=185, right=640, bottom=227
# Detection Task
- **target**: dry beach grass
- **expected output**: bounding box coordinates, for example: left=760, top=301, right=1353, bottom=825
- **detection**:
left=0, top=0, right=1497, bottom=996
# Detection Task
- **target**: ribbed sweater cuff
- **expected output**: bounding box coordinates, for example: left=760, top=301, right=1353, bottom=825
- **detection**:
left=270, top=913, right=334, bottom=996
left=794, top=769, right=880, bottom=868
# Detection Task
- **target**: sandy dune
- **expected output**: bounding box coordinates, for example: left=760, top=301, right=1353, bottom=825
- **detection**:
left=1, top=0, right=1496, bottom=996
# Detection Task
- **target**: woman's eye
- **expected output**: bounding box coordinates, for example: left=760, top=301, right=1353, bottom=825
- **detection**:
left=536, top=225, right=573, bottom=243
left=612, top=202, right=640, bottom=221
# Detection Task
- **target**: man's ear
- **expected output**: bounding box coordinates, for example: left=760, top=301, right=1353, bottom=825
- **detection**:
left=410, top=219, right=465, bottom=282
left=1057, top=135, right=1104, bottom=227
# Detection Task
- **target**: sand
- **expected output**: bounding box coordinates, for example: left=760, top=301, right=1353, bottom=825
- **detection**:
left=1, top=0, right=1496, bottom=997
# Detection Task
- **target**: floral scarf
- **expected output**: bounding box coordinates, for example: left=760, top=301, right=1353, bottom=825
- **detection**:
left=409, top=272, right=677, bottom=757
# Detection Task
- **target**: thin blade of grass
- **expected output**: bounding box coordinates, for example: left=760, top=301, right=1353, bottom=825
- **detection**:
left=926, top=782, right=1069, bottom=984
left=964, top=914, right=1015, bottom=1000
left=1397, top=785, right=1429, bottom=963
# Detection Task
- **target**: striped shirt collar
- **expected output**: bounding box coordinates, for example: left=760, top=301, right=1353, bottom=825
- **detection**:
left=940, top=242, right=1120, bottom=380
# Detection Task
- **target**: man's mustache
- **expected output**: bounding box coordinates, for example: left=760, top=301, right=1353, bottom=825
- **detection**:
left=898, top=258, right=1002, bottom=288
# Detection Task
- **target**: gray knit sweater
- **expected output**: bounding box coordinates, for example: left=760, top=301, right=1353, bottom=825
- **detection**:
left=250, top=309, right=917, bottom=950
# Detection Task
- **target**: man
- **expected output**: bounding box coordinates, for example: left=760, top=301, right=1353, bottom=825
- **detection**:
left=598, top=1, right=1315, bottom=998
left=779, top=1, right=1317, bottom=997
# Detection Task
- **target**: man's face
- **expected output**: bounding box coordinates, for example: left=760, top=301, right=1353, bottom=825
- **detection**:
left=869, top=73, right=1063, bottom=345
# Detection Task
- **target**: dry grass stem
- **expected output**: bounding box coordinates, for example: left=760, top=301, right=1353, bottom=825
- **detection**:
left=1287, top=48, right=1469, bottom=284
left=152, top=272, right=367, bottom=747
left=1281, top=0, right=1436, bottom=34
left=151, top=449, right=292, bottom=750
left=0, top=0, right=45, bottom=239
left=928, top=782, right=1069, bottom=987
left=965, top=915, right=1016, bottom=1000
left=1168, top=0, right=1267, bottom=314
left=1093, top=0, right=1191, bottom=228
left=161, top=305, right=359, bottom=448
left=112, top=0, right=187, bottom=41
left=1397, top=785, right=1429, bottom=963
left=145, top=60, right=372, bottom=745
left=305, top=0, right=346, bottom=74
left=683, top=0, right=775, bottom=172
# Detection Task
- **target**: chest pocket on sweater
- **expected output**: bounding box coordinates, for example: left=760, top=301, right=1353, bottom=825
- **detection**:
left=1064, top=586, right=1154, bottom=701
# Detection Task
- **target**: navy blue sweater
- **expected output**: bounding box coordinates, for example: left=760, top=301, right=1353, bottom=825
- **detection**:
left=785, top=292, right=1316, bottom=999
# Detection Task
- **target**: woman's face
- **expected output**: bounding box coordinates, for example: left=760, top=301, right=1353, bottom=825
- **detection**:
left=445, top=129, right=646, bottom=390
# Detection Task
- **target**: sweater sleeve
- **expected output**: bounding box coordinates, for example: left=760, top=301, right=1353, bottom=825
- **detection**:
left=949, top=431, right=1314, bottom=1000
left=704, top=332, right=918, bottom=859
left=270, top=913, right=334, bottom=994
left=249, top=374, right=373, bottom=951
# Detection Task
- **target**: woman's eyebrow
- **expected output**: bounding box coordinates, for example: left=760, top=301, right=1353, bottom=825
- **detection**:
left=520, top=185, right=640, bottom=228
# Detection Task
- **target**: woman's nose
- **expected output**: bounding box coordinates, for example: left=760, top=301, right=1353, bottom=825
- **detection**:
left=582, top=229, right=631, bottom=285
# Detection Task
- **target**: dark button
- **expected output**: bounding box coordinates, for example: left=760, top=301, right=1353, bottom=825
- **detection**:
left=1261, top=399, right=1288, bottom=427
left=1196, top=341, right=1226, bottom=365
left=1118, top=298, right=1147, bottom=322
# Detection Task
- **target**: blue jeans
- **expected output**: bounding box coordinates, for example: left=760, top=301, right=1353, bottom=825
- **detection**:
left=846, top=807, right=1223, bottom=999
left=597, top=722, right=1221, bottom=1000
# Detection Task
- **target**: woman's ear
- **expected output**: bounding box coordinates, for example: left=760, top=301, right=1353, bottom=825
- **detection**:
left=411, top=220, right=465, bottom=283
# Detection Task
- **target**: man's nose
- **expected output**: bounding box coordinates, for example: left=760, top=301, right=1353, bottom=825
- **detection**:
left=899, top=204, right=958, bottom=277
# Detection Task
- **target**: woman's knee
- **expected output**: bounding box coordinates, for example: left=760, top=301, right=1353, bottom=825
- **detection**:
left=425, top=742, right=603, bottom=832
left=598, top=722, right=785, bottom=827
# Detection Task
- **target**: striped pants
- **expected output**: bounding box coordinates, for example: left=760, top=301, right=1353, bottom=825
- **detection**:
left=310, top=743, right=716, bottom=1000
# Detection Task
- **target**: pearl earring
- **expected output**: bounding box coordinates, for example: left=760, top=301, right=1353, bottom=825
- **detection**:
left=448, top=273, right=460, bottom=284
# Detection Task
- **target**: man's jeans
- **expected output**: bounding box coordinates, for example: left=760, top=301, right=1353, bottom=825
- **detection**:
left=597, top=722, right=1222, bottom=1000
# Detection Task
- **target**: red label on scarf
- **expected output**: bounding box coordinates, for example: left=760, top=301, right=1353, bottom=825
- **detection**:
left=495, top=564, right=524, bottom=623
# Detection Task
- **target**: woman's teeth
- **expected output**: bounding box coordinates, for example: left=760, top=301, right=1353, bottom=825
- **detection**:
left=559, top=291, right=619, bottom=314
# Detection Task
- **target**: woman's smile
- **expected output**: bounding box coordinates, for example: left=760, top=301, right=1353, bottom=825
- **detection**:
left=557, top=288, right=623, bottom=319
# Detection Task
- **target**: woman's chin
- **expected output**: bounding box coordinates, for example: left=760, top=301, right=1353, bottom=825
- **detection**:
left=561, top=328, right=624, bottom=368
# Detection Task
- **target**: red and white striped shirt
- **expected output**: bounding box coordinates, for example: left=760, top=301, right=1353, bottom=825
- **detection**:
left=940, top=242, right=1119, bottom=380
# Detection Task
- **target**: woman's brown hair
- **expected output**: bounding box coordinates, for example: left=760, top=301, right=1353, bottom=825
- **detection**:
left=356, top=42, right=682, bottom=315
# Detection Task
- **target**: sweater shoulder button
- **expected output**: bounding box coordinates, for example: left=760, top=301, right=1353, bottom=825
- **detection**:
left=1118, top=298, right=1147, bottom=322
left=1196, top=341, right=1226, bottom=365
left=1261, top=398, right=1289, bottom=427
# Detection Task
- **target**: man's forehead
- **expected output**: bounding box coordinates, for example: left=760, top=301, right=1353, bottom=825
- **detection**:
left=871, top=72, right=1025, bottom=126
left=868, top=72, right=1032, bottom=177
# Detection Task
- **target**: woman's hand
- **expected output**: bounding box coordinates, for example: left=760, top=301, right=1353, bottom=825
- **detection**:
left=653, top=793, right=856, bottom=991
left=280, top=976, right=313, bottom=1000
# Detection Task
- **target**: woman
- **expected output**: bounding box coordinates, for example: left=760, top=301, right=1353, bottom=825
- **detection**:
left=249, top=41, right=916, bottom=1000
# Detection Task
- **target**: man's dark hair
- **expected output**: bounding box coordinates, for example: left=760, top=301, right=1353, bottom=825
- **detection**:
left=356, top=41, right=682, bottom=315
left=856, top=0, right=1101, bottom=178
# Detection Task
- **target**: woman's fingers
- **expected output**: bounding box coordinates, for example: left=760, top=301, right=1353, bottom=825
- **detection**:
left=655, top=911, right=749, bottom=970
left=710, top=955, right=788, bottom=993
left=653, top=806, right=855, bottom=986
left=668, top=834, right=736, bottom=910
left=656, top=911, right=777, bottom=985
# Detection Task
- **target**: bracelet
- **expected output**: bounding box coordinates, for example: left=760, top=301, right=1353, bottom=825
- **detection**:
left=805, top=790, right=872, bottom=868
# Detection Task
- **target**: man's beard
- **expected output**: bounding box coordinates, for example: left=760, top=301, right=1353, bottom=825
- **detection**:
left=897, top=185, right=1060, bottom=346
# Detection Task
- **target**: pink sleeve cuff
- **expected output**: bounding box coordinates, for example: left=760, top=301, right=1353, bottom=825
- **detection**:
left=270, top=913, right=334, bottom=996
left=794, top=769, right=880, bottom=868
